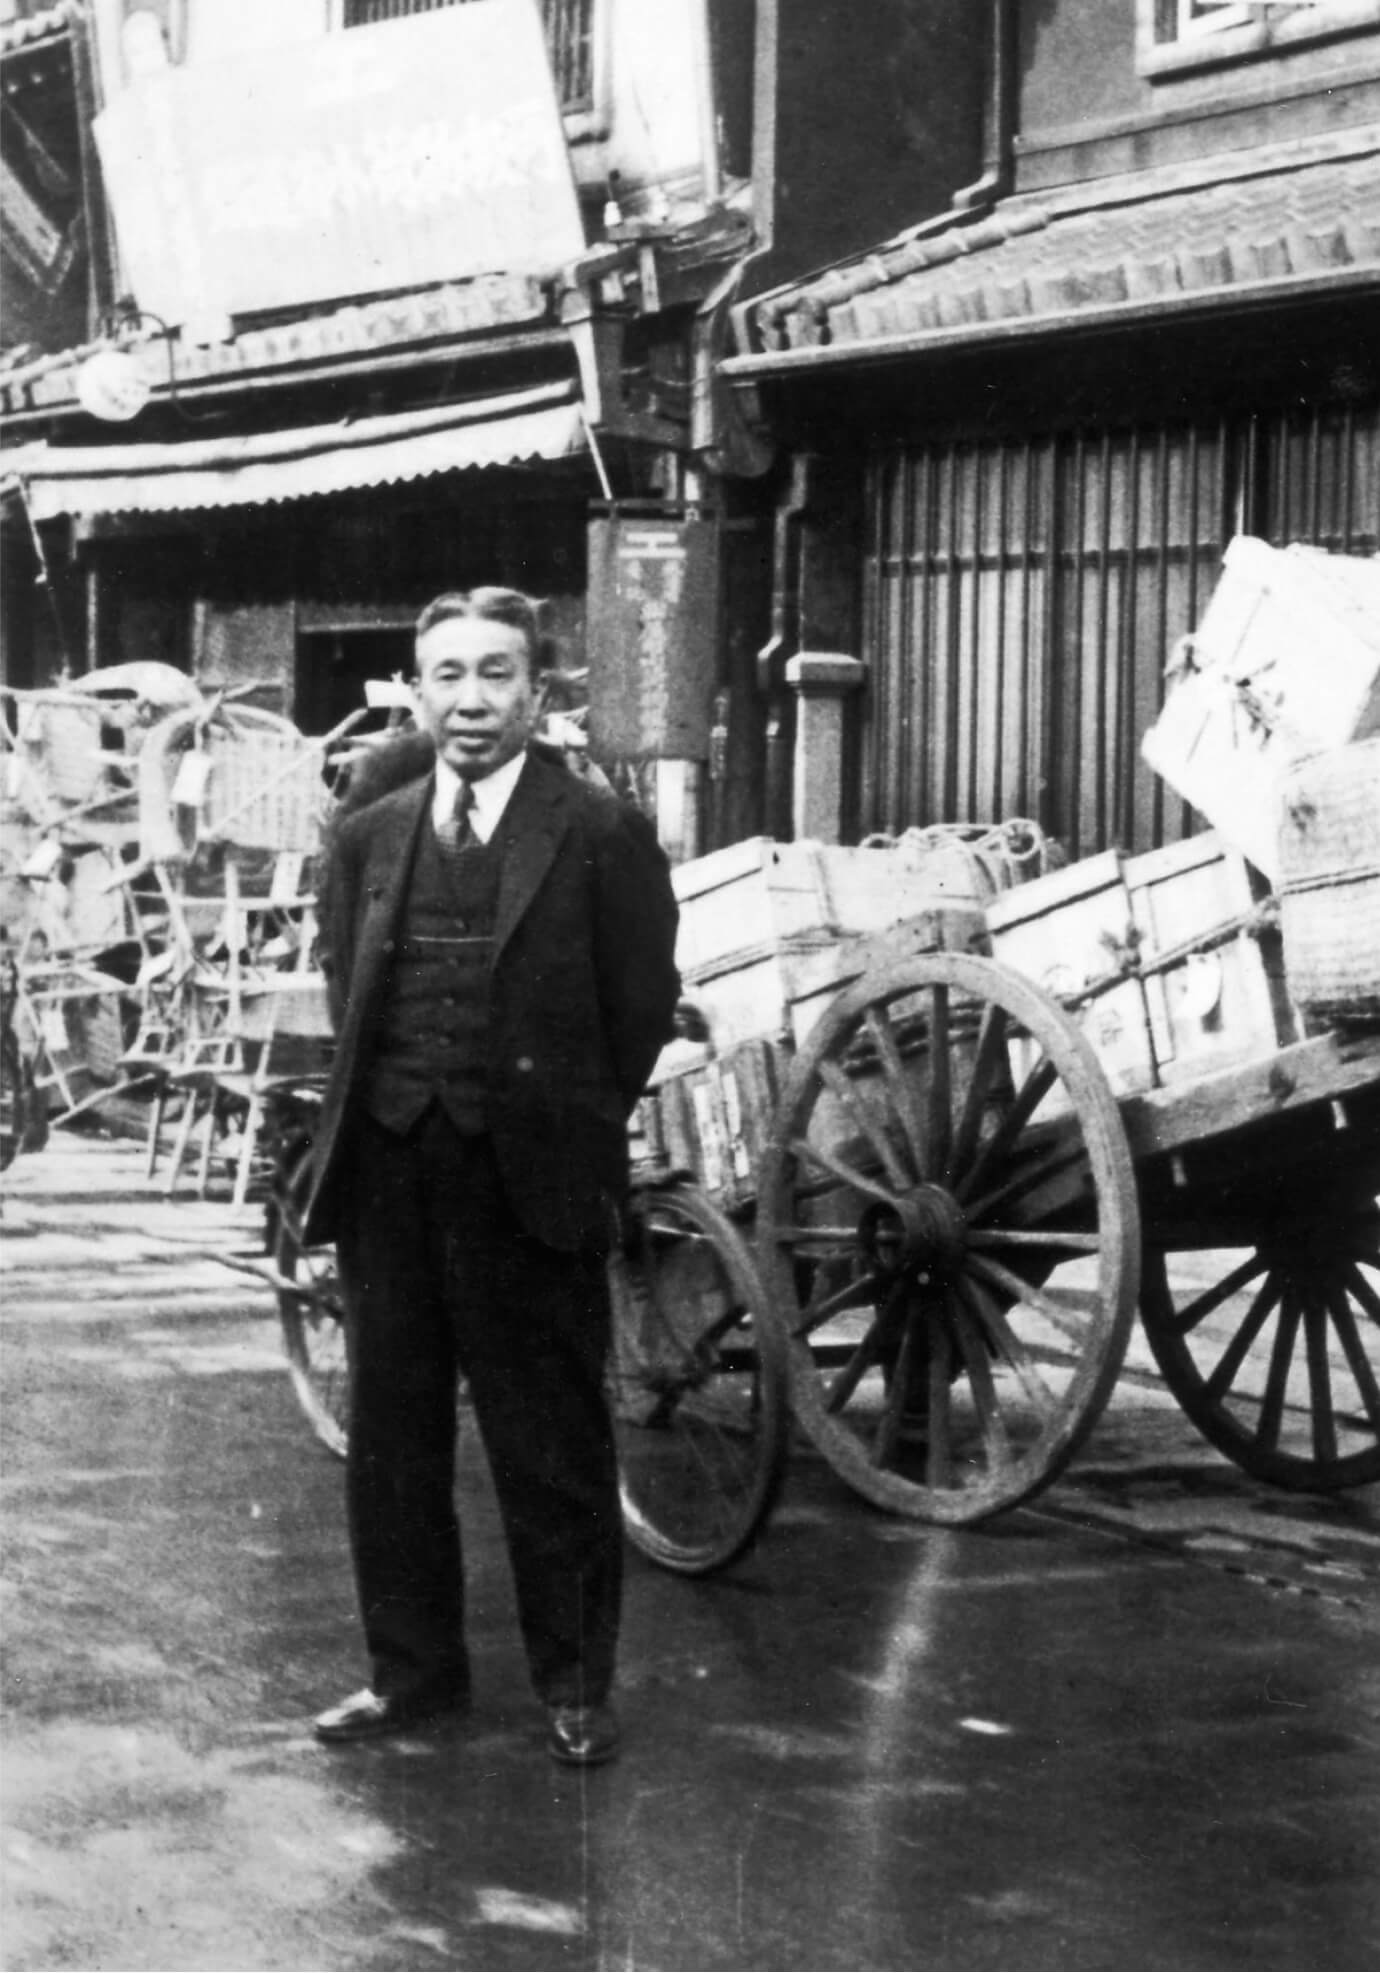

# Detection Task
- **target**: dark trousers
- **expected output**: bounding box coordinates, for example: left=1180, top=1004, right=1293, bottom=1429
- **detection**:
left=335, top=1106, right=622, bottom=1709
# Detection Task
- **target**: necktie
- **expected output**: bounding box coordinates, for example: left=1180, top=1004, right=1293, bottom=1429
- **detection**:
left=441, top=777, right=476, bottom=851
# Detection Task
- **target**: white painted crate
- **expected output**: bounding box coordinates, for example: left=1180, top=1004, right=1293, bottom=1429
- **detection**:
left=1141, top=536, right=1380, bottom=878
left=1125, top=832, right=1297, bottom=1087
left=988, top=833, right=1300, bottom=1114
left=986, top=850, right=1154, bottom=1119
left=673, top=835, right=990, bottom=1050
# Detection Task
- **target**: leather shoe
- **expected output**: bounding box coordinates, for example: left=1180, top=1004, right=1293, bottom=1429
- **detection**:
left=546, top=1702, right=619, bottom=1768
left=313, top=1684, right=468, bottom=1744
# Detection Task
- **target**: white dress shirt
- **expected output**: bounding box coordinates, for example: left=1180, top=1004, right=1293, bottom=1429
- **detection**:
left=432, top=749, right=526, bottom=844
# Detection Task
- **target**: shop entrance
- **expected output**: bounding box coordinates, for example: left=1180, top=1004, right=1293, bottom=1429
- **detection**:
left=294, top=622, right=416, bottom=738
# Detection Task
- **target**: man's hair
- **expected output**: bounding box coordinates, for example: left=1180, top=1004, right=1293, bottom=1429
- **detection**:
left=414, top=587, right=544, bottom=672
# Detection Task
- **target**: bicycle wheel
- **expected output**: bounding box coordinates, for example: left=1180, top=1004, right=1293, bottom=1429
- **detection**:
left=273, top=1143, right=349, bottom=1459
left=607, top=1180, right=789, bottom=1575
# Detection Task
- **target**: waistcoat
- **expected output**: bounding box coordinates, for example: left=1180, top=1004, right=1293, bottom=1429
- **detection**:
left=364, top=818, right=502, bottom=1136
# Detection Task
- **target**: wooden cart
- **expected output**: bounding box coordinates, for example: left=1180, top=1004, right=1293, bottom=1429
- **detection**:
left=259, top=844, right=1380, bottom=1580
left=601, top=828, right=1380, bottom=1574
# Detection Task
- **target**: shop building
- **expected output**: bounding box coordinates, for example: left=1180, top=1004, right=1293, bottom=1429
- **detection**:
left=724, top=0, right=1380, bottom=856
left=1, top=0, right=990, bottom=860
left=1, top=0, right=752, bottom=859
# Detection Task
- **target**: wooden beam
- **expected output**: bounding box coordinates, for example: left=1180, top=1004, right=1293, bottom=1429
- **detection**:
left=1120, top=1030, right=1380, bottom=1167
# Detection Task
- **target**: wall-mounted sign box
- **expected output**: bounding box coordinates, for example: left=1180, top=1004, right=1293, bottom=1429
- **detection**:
left=587, top=514, right=719, bottom=760
left=94, top=0, right=583, bottom=327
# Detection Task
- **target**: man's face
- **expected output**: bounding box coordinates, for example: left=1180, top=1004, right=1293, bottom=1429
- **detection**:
left=413, top=617, right=536, bottom=781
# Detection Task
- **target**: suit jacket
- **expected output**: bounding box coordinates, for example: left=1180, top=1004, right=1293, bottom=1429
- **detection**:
left=306, top=749, right=680, bottom=1254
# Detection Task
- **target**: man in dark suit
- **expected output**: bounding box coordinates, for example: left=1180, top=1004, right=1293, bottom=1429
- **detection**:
left=307, top=587, right=680, bottom=1766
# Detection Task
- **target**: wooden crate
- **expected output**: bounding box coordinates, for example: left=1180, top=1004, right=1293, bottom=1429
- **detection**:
left=1141, top=537, right=1380, bottom=880
left=783, top=910, right=986, bottom=1048
left=633, top=1037, right=784, bottom=1211
left=1125, top=832, right=1297, bottom=1086
left=986, top=851, right=1155, bottom=1118
left=989, top=835, right=1299, bottom=1110
left=673, top=836, right=991, bottom=1050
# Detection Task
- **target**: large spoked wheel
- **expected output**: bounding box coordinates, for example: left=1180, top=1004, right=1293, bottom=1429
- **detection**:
left=759, top=950, right=1140, bottom=1523
left=273, top=1143, right=349, bottom=1460
left=1142, top=1213, right=1380, bottom=1491
left=607, top=1179, right=789, bottom=1575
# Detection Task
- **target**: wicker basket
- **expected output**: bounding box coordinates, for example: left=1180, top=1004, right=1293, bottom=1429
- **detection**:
left=1277, top=737, right=1380, bottom=1026
left=140, top=706, right=328, bottom=861
left=203, top=709, right=326, bottom=854
left=14, top=693, right=107, bottom=805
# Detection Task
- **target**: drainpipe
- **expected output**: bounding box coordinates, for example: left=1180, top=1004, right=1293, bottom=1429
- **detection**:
left=891, top=0, right=1017, bottom=248
left=689, top=0, right=723, bottom=208
left=949, top=0, right=1018, bottom=217
left=756, top=454, right=809, bottom=841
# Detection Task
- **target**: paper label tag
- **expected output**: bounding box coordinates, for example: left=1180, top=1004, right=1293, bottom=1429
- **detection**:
left=22, top=838, right=63, bottom=879
left=172, top=751, right=213, bottom=806
left=364, top=678, right=415, bottom=709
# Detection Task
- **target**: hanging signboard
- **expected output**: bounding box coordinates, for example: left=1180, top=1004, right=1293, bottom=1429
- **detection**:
left=93, top=0, right=583, bottom=328
left=587, top=515, right=719, bottom=759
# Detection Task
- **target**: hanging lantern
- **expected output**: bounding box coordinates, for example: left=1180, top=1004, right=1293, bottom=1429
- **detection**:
left=75, top=348, right=152, bottom=423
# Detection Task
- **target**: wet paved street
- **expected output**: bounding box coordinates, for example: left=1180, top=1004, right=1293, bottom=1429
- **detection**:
left=3, top=1127, right=1379, bottom=1971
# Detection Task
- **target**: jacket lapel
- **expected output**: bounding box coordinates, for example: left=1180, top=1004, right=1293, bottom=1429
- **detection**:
left=493, top=752, right=568, bottom=960
left=344, top=777, right=430, bottom=1027
left=374, top=776, right=431, bottom=917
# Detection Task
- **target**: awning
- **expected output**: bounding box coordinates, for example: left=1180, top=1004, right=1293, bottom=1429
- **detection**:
left=725, top=132, right=1380, bottom=378
left=1, top=381, right=586, bottom=520
left=0, top=2, right=77, bottom=62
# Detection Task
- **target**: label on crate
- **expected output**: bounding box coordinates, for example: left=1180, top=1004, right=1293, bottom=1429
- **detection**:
left=690, top=1079, right=725, bottom=1197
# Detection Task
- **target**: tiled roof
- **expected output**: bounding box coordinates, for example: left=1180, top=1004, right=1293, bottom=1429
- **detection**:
left=0, top=2, right=77, bottom=61
left=747, top=133, right=1380, bottom=362
left=0, top=274, right=555, bottom=419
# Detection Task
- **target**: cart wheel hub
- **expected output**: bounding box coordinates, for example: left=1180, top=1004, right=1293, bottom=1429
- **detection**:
left=861, top=1184, right=966, bottom=1282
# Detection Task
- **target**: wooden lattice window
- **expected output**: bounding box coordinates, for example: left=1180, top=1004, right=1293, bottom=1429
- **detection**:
left=860, top=403, right=1379, bottom=859
left=538, top=0, right=595, bottom=114
left=342, top=0, right=595, bottom=113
